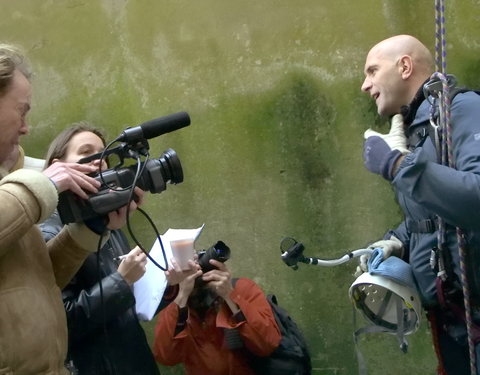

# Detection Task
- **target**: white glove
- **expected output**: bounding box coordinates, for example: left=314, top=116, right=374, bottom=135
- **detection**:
left=354, top=254, right=371, bottom=278
left=354, top=236, right=404, bottom=277
left=364, top=114, right=410, bottom=154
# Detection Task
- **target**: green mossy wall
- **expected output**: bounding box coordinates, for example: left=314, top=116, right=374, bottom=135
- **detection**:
left=2, top=1, right=480, bottom=373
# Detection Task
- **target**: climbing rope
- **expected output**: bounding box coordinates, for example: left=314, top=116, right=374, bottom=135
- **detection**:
left=434, top=0, right=447, bottom=75
left=433, top=1, right=477, bottom=373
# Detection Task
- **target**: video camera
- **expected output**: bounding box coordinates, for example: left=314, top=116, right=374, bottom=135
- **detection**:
left=57, top=112, right=191, bottom=224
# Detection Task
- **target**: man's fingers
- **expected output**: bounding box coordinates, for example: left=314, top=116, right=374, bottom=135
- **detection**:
left=70, top=169, right=100, bottom=192
left=354, top=266, right=364, bottom=278
left=364, top=128, right=382, bottom=139
left=390, top=114, right=404, bottom=127
left=44, top=162, right=100, bottom=197
left=69, top=162, right=100, bottom=174
left=358, top=254, right=370, bottom=273
left=208, top=259, right=226, bottom=271
left=60, top=176, right=90, bottom=199
left=389, top=114, right=406, bottom=135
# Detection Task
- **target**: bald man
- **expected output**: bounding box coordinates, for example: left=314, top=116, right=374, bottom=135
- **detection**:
left=362, top=35, right=434, bottom=117
left=359, top=35, right=480, bottom=374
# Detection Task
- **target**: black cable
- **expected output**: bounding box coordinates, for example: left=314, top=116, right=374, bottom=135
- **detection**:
left=123, top=152, right=169, bottom=271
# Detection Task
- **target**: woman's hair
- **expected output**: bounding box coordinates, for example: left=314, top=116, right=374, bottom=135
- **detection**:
left=44, top=122, right=107, bottom=169
left=0, top=43, right=32, bottom=97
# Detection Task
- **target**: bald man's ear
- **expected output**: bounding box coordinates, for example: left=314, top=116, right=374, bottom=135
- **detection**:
left=398, top=55, right=413, bottom=79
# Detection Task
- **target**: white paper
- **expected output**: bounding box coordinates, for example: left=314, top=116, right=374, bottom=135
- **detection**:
left=133, top=224, right=205, bottom=321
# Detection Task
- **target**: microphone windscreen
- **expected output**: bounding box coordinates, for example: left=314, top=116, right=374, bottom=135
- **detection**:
left=141, top=112, right=191, bottom=139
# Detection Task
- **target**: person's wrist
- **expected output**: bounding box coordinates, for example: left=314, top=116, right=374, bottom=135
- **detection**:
left=380, top=149, right=403, bottom=181
left=175, top=293, right=189, bottom=308
left=391, top=154, right=406, bottom=178
left=174, top=305, right=189, bottom=334
left=48, top=177, right=59, bottom=193
left=224, top=296, right=240, bottom=315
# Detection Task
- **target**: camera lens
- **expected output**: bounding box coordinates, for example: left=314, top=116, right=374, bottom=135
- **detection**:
left=136, top=148, right=183, bottom=193
left=159, top=148, right=183, bottom=184
left=198, top=241, right=231, bottom=273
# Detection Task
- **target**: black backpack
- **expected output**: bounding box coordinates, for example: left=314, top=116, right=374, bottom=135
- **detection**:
left=227, top=279, right=312, bottom=375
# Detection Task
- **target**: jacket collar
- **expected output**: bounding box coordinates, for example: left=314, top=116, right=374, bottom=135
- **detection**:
left=400, top=82, right=429, bottom=126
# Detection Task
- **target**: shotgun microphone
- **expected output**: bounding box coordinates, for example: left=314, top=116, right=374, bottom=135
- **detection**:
left=116, top=111, right=191, bottom=143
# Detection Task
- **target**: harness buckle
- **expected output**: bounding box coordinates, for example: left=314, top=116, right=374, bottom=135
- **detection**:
left=430, top=248, right=438, bottom=271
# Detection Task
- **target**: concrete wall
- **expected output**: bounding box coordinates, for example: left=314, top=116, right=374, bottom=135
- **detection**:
left=2, top=0, right=480, bottom=373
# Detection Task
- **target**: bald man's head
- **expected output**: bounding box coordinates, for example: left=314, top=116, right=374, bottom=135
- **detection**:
left=370, top=35, right=434, bottom=75
left=361, top=35, right=434, bottom=116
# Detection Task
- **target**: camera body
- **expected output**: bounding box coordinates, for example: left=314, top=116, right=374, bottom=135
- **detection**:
left=198, top=240, right=231, bottom=273
left=57, top=111, right=191, bottom=225
left=57, top=148, right=183, bottom=224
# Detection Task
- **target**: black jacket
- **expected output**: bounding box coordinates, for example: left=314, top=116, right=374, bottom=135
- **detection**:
left=40, top=211, right=160, bottom=375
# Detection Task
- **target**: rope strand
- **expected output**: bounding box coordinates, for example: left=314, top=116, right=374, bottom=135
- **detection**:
left=433, top=1, right=476, bottom=373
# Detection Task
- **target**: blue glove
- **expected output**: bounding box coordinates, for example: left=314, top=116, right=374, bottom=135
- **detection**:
left=363, top=137, right=403, bottom=180
left=363, top=114, right=410, bottom=181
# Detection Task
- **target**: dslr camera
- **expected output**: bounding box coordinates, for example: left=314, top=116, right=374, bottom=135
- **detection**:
left=57, top=112, right=190, bottom=224
left=198, top=240, right=231, bottom=272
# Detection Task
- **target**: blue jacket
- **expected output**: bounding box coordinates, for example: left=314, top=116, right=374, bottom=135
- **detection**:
left=387, top=90, right=480, bottom=308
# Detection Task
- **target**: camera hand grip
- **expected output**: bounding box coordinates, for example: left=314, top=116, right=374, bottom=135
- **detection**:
left=88, top=190, right=132, bottom=215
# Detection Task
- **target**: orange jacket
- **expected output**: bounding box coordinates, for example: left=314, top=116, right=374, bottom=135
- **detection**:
left=153, top=277, right=281, bottom=375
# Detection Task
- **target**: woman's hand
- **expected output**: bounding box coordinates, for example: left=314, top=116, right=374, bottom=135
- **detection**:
left=117, top=246, right=148, bottom=285
left=107, top=187, right=145, bottom=230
